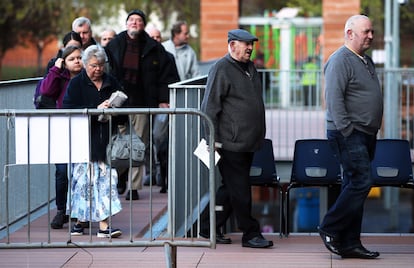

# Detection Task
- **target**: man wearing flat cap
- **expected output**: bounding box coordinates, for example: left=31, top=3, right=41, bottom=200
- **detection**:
left=200, top=29, right=273, bottom=248
left=105, top=10, right=176, bottom=201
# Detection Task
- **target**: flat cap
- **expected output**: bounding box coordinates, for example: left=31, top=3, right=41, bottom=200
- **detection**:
left=126, top=9, right=147, bottom=25
left=228, top=29, right=258, bottom=43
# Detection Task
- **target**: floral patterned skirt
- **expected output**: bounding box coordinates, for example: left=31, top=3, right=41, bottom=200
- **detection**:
left=66, top=162, right=122, bottom=222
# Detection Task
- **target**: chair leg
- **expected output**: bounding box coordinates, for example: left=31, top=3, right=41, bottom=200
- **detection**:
left=285, top=188, right=290, bottom=237
left=279, top=186, right=284, bottom=238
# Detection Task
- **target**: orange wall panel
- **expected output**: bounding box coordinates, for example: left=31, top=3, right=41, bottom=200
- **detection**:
left=3, top=39, right=59, bottom=67
left=322, top=0, right=360, bottom=63
left=200, top=0, right=239, bottom=61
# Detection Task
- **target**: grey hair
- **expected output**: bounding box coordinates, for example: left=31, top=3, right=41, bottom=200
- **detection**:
left=82, top=45, right=106, bottom=66
left=344, top=14, right=369, bottom=37
left=72, top=17, right=92, bottom=31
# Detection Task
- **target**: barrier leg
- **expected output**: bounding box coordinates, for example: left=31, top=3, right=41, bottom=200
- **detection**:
left=164, top=242, right=177, bottom=268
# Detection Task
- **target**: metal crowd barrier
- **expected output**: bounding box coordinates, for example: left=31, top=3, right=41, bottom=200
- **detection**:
left=2, top=66, right=414, bottom=250
left=0, top=108, right=217, bottom=268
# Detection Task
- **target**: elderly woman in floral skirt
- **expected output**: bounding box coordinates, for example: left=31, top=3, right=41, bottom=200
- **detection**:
left=63, top=45, right=125, bottom=238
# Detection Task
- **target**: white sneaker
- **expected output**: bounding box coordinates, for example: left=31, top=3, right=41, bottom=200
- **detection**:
left=97, top=228, right=122, bottom=238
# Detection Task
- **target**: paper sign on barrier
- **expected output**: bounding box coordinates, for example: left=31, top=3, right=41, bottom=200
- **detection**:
left=15, top=115, right=89, bottom=164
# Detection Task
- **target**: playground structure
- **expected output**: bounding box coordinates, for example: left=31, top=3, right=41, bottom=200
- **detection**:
left=239, top=15, right=323, bottom=108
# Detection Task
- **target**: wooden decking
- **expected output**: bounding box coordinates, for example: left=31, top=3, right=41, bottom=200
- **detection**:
left=1, top=233, right=413, bottom=267
left=1, top=185, right=414, bottom=267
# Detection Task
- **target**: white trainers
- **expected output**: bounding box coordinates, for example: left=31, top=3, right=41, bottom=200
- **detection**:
left=97, top=228, right=122, bottom=238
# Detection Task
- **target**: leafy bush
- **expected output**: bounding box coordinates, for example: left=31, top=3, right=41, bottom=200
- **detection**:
left=1, top=66, right=41, bottom=81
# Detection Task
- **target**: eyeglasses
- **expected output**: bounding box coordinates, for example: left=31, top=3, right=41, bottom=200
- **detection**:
left=88, top=63, right=105, bottom=69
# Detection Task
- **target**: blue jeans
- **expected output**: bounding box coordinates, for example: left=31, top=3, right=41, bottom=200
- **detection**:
left=320, top=129, right=376, bottom=249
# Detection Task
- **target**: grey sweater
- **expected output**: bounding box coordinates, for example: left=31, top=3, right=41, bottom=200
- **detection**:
left=162, top=40, right=200, bottom=81
left=201, top=54, right=266, bottom=152
left=325, top=46, right=383, bottom=136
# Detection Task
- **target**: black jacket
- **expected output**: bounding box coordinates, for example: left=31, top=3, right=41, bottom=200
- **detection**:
left=105, top=30, right=177, bottom=107
left=201, top=54, right=266, bottom=152
left=63, top=69, right=123, bottom=162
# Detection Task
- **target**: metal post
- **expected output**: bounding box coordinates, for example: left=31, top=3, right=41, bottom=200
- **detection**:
left=164, top=243, right=177, bottom=268
left=384, top=0, right=401, bottom=230
left=280, top=21, right=291, bottom=107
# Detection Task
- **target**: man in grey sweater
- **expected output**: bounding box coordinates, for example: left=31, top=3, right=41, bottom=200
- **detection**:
left=318, top=15, right=382, bottom=259
left=162, top=21, right=200, bottom=81
left=200, top=29, right=273, bottom=248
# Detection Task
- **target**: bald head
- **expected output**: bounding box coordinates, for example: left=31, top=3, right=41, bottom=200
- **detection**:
left=146, top=26, right=162, bottom=43
left=344, top=15, right=374, bottom=55
left=100, top=29, right=116, bottom=47
left=344, top=15, right=370, bottom=37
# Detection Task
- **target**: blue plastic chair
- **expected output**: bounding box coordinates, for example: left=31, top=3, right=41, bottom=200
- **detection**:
left=285, top=139, right=342, bottom=236
left=371, top=139, right=414, bottom=188
left=249, top=138, right=284, bottom=237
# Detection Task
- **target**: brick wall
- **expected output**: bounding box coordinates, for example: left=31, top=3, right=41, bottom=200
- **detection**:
left=322, top=0, right=360, bottom=63
left=201, top=0, right=361, bottom=63
left=3, top=39, right=59, bottom=67
left=200, top=0, right=239, bottom=61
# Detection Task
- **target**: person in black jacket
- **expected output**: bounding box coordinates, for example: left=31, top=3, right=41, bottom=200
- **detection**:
left=63, top=45, right=124, bottom=238
left=105, top=9, right=176, bottom=200
left=146, top=25, right=180, bottom=193
left=200, top=29, right=273, bottom=248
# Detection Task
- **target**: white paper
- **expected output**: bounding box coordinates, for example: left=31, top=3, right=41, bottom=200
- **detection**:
left=15, top=115, right=90, bottom=164
left=108, top=91, right=128, bottom=107
left=193, top=138, right=220, bottom=169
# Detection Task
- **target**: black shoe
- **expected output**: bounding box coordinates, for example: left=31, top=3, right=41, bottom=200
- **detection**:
left=70, top=223, right=84, bottom=236
left=242, top=236, right=273, bottom=248
left=318, top=227, right=341, bottom=255
left=216, top=233, right=232, bottom=244
left=126, top=190, right=139, bottom=200
left=199, top=232, right=232, bottom=244
left=340, top=246, right=380, bottom=259
left=50, top=210, right=69, bottom=229
left=160, top=187, right=167, bottom=193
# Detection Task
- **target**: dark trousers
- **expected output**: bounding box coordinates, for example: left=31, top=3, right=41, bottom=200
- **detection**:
left=214, top=149, right=261, bottom=241
left=303, top=84, right=317, bottom=106
left=156, top=138, right=168, bottom=190
left=55, top=163, right=68, bottom=211
left=320, top=129, right=376, bottom=249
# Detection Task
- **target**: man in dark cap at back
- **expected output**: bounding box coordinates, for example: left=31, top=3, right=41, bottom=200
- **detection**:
left=200, top=29, right=273, bottom=248
left=105, top=10, right=176, bottom=200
